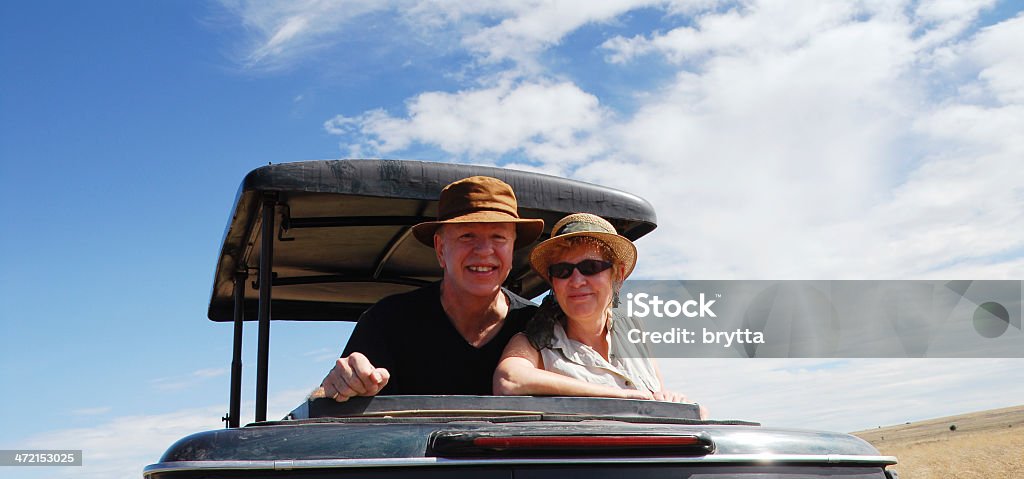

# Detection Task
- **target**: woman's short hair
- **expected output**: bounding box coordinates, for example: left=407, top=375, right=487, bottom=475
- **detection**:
left=525, top=237, right=623, bottom=350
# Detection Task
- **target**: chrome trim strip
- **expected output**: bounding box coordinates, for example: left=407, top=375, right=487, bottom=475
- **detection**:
left=144, top=454, right=898, bottom=476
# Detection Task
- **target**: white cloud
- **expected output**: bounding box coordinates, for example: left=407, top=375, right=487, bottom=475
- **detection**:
left=961, top=12, right=1024, bottom=103
left=457, top=0, right=661, bottom=66
left=314, top=1, right=1023, bottom=280
left=603, top=0, right=876, bottom=64
left=565, top=2, right=1022, bottom=280
left=220, top=0, right=667, bottom=71
left=22, top=405, right=224, bottom=479
left=19, top=389, right=309, bottom=479
left=660, top=358, right=1024, bottom=432
left=915, top=0, right=996, bottom=23
left=602, top=33, right=653, bottom=64
left=602, top=0, right=997, bottom=64
left=218, top=0, right=393, bottom=69
left=325, top=80, right=609, bottom=166
left=864, top=104, right=1024, bottom=277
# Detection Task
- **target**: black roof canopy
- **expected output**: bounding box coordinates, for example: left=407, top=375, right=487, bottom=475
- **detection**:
left=209, top=159, right=657, bottom=322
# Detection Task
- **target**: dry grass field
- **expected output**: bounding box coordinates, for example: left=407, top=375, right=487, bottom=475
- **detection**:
left=852, top=404, right=1024, bottom=479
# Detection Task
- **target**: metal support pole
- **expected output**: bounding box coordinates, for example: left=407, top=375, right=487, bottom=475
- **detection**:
left=228, top=271, right=245, bottom=428
left=256, top=197, right=275, bottom=423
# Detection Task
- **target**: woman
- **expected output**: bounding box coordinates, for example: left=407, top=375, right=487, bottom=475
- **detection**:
left=493, top=213, right=690, bottom=403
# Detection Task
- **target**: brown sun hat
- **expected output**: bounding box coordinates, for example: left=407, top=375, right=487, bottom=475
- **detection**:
left=411, top=176, right=545, bottom=249
left=530, top=213, right=637, bottom=281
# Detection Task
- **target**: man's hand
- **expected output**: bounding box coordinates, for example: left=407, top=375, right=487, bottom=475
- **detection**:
left=315, top=353, right=390, bottom=402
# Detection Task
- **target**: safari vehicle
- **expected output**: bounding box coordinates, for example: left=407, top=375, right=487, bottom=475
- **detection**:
left=145, top=159, right=898, bottom=479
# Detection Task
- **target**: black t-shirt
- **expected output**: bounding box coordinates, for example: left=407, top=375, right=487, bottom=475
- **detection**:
left=341, top=282, right=536, bottom=395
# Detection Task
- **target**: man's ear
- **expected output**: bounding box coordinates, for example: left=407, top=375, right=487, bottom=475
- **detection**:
left=433, top=231, right=445, bottom=269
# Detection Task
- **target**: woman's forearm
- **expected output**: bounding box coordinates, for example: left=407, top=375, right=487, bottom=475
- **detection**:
left=495, top=359, right=650, bottom=399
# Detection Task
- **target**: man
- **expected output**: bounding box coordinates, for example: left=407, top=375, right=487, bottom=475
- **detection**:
left=315, top=176, right=544, bottom=401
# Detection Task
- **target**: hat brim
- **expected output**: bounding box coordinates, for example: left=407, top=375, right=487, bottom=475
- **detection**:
left=411, top=211, right=544, bottom=249
left=529, top=231, right=637, bottom=282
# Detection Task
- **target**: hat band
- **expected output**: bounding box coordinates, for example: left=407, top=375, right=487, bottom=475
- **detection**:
left=439, top=206, right=520, bottom=221
left=555, top=221, right=614, bottom=236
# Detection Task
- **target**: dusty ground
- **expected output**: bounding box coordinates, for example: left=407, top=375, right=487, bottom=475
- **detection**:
left=852, top=404, right=1024, bottom=479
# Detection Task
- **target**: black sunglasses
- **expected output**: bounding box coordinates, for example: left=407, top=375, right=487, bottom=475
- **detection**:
left=548, top=259, right=614, bottom=279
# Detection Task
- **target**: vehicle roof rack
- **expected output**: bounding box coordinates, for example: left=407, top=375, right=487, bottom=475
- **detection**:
left=209, top=159, right=657, bottom=322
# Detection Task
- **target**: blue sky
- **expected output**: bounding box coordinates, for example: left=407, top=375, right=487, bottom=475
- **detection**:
left=1, top=1, right=1023, bottom=477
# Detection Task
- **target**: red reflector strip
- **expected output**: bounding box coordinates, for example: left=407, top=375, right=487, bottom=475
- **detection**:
left=473, top=435, right=702, bottom=448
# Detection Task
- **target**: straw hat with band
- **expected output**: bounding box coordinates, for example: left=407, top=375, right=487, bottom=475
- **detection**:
left=530, top=213, right=637, bottom=281
left=411, top=176, right=544, bottom=249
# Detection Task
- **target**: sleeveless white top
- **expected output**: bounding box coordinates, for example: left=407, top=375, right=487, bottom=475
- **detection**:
left=539, top=313, right=661, bottom=393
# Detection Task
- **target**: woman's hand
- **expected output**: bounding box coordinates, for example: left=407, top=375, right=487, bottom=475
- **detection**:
left=619, top=388, right=654, bottom=400
left=651, top=390, right=709, bottom=419
left=652, top=390, right=689, bottom=403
